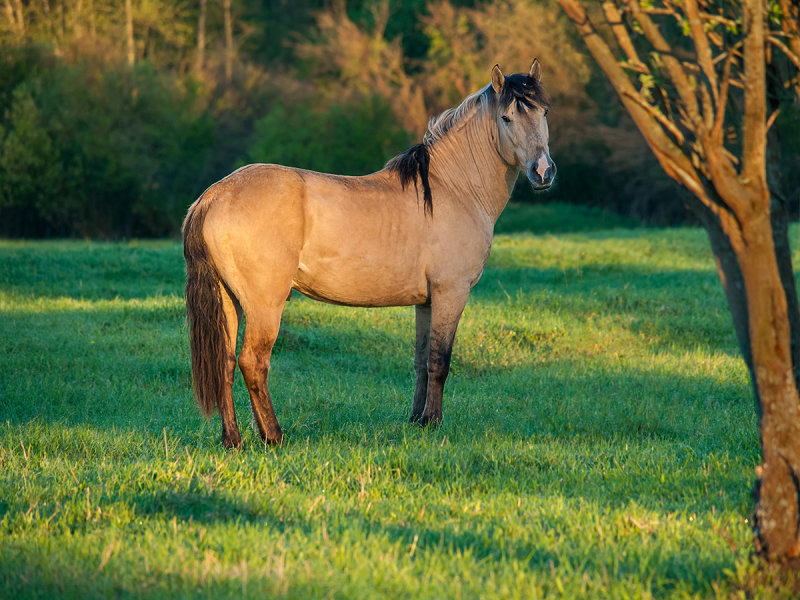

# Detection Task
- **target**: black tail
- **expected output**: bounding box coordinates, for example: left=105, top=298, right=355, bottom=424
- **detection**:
left=183, top=198, right=227, bottom=417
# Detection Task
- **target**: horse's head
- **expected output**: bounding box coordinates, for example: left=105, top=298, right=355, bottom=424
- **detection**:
left=491, top=60, right=556, bottom=190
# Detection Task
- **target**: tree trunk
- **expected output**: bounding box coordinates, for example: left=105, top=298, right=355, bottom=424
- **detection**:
left=125, top=0, right=134, bottom=67
left=57, top=0, right=64, bottom=43
left=735, top=210, right=800, bottom=561
left=695, top=185, right=800, bottom=562
left=689, top=190, right=800, bottom=392
left=223, top=0, right=233, bottom=86
left=555, top=0, right=800, bottom=563
left=13, top=0, right=24, bottom=35
left=771, top=194, right=800, bottom=389
left=88, top=0, right=95, bottom=43
left=4, top=0, right=18, bottom=36
left=73, top=0, right=84, bottom=41
left=40, top=0, right=55, bottom=48
left=195, top=0, right=207, bottom=76
left=765, top=84, right=800, bottom=392
left=695, top=206, right=753, bottom=372
left=689, top=166, right=800, bottom=563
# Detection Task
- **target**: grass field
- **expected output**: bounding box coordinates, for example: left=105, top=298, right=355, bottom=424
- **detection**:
left=1, top=203, right=798, bottom=598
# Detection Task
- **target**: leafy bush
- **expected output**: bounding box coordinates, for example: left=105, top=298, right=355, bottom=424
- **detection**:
left=245, top=95, right=412, bottom=176
left=0, top=47, right=213, bottom=238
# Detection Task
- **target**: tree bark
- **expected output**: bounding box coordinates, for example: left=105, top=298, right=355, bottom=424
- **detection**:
left=765, top=68, right=800, bottom=392
left=12, top=0, right=24, bottom=35
left=736, top=210, right=800, bottom=561
left=40, top=0, right=55, bottom=49
left=223, top=0, right=233, bottom=86
left=4, top=0, right=18, bottom=36
left=88, top=0, right=95, bottom=43
left=57, top=0, right=64, bottom=43
left=694, top=205, right=753, bottom=372
left=73, top=0, right=83, bottom=41
left=125, top=0, right=134, bottom=67
left=195, top=0, right=207, bottom=76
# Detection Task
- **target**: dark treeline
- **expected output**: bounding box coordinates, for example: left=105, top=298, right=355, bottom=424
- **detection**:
left=1, top=0, right=797, bottom=238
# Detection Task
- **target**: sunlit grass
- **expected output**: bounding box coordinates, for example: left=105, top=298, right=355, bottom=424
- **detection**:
left=1, top=203, right=798, bottom=598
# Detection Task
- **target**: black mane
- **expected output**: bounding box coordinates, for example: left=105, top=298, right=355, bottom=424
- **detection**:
left=386, top=72, right=548, bottom=218
left=385, top=143, right=433, bottom=217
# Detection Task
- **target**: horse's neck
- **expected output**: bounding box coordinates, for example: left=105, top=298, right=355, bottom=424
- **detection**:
left=429, top=114, right=518, bottom=223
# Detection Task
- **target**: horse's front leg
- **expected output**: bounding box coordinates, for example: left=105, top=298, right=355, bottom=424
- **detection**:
left=418, top=286, right=469, bottom=427
left=409, top=302, right=431, bottom=422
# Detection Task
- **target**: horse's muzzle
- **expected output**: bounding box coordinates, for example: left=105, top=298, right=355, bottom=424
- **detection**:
left=527, top=155, right=556, bottom=190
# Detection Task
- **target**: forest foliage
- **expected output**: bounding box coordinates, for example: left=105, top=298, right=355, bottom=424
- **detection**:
left=0, top=0, right=796, bottom=237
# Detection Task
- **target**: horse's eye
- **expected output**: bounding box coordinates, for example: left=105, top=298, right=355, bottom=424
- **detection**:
left=544, top=109, right=549, bottom=117
left=501, top=115, right=511, bottom=123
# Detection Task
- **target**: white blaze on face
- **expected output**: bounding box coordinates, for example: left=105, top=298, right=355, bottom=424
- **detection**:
left=536, top=154, right=549, bottom=179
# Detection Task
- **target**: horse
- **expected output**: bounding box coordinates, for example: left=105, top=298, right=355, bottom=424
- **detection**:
left=183, top=60, right=556, bottom=448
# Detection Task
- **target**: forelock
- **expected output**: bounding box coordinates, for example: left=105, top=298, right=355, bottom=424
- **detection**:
left=497, top=73, right=550, bottom=111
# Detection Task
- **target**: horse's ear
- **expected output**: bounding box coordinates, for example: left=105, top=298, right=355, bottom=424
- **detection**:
left=529, top=58, right=542, bottom=82
left=491, top=64, right=504, bottom=93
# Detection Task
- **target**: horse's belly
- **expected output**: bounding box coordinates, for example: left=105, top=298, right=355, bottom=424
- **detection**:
left=291, top=258, right=428, bottom=308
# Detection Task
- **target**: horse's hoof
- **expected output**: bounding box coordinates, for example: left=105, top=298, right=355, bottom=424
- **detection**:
left=222, top=434, right=242, bottom=449
left=262, top=432, right=284, bottom=447
left=417, top=414, right=442, bottom=428
left=409, top=412, right=423, bottom=423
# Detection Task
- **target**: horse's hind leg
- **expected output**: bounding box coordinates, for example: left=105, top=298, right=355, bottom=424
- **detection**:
left=410, top=302, right=431, bottom=422
left=238, top=304, right=286, bottom=446
left=219, top=285, right=243, bottom=448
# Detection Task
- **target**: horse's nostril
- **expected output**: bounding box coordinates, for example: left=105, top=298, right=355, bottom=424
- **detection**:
left=545, top=163, right=556, bottom=183
left=536, top=156, right=549, bottom=180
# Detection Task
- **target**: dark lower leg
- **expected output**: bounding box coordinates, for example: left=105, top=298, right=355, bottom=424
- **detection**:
left=410, top=303, right=431, bottom=422
left=410, top=369, right=429, bottom=422
left=220, top=413, right=241, bottom=447
left=249, top=389, right=283, bottom=445
left=239, top=339, right=283, bottom=445
left=419, top=341, right=452, bottom=426
left=219, top=287, right=242, bottom=449
left=417, top=290, right=466, bottom=427
left=220, top=354, right=242, bottom=447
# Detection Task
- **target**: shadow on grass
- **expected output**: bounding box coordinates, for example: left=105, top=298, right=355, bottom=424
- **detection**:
left=473, top=263, right=736, bottom=357
left=90, top=477, right=741, bottom=598
left=1, top=284, right=751, bottom=451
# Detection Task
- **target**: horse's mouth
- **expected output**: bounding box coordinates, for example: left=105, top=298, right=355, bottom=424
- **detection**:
left=526, top=163, right=556, bottom=191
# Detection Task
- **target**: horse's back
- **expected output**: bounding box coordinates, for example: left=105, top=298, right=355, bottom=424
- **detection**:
left=192, top=162, right=476, bottom=309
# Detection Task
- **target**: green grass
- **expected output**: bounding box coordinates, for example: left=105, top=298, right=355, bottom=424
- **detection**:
left=1, top=203, right=798, bottom=598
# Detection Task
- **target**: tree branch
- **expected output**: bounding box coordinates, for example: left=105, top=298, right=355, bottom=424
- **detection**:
left=767, top=35, right=800, bottom=71
left=712, top=53, right=733, bottom=145
left=602, top=2, right=646, bottom=71
left=685, top=0, right=719, bottom=108
left=622, top=90, right=685, bottom=145
left=767, top=107, right=780, bottom=131
left=556, top=0, right=707, bottom=202
left=742, top=0, right=768, bottom=195
left=624, top=0, right=704, bottom=130
left=776, top=0, right=800, bottom=65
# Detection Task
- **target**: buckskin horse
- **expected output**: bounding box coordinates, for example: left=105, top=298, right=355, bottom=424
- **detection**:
left=183, top=61, right=556, bottom=447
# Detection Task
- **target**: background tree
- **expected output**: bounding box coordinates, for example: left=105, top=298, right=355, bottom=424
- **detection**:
left=1, top=1, right=797, bottom=237
left=556, top=0, right=800, bottom=563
